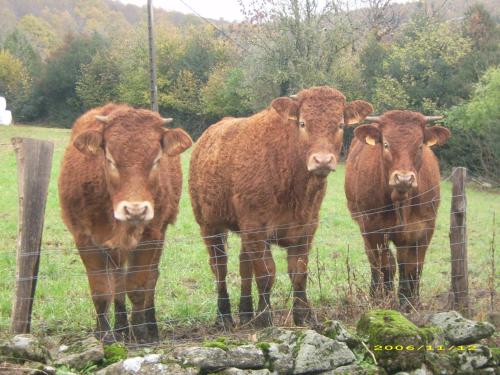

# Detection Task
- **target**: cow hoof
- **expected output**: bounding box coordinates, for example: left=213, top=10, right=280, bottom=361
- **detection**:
left=113, top=327, right=129, bottom=342
left=254, top=310, right=273, bottom=328
left=98, top=331, right=118, bottom=344
left=216, top=314, right=235, bottom=331
left=293, top=308, right=314, bottom=327
left=239, top=312, right=254, bottom=327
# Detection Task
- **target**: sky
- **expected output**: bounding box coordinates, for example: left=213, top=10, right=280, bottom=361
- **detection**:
left=117, top=0, right=414, bottom=23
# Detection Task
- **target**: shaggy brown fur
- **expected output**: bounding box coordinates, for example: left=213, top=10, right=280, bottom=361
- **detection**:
left=189, top=86, right=372, bottom=327
left=59, top=103, right=192, bottom=343
left=345, top=110, right=450, bottom=309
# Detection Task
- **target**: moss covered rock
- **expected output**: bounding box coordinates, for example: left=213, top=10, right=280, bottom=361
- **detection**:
left=356, top=310, right=437, bottom=373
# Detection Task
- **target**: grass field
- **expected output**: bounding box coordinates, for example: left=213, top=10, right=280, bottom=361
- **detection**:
left=0, top=124, right=498, bottom=340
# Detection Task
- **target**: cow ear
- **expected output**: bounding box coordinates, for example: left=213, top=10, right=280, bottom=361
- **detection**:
left=424, top=126, right=450, bottom=147
left=354, top=124, right=381, bottom=146
left=344, top=100, right=373, bottom=125
left=162, top=128, right=193, bottom=156
left=271, top=97, right=299, bottom=122
left=73, top=130, right=103, bottom=156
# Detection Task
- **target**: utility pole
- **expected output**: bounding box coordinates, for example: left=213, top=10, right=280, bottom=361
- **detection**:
left=147, top=0, right=159, bottom=112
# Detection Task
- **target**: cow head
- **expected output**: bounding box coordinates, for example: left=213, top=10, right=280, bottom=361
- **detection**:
left=272, top=86, right=373, bottom=177
left=73, top=108, right=192, bottom=224
left=354, top=110, right=450, bottom=199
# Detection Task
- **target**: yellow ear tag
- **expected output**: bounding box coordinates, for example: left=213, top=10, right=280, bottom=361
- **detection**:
left=366, top=136, right=376, bottom=146
left=426, top=138, right=437, bottom=147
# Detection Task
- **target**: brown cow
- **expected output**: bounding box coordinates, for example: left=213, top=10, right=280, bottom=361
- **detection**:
left=345, top=110, right=450, bottom=309
left=189, top=86, right=373, bottom=327
left=58, top=103, right=192, bottom=343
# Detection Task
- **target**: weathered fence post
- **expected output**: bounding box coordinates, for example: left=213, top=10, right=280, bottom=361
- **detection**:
left=10, top=137, right=54, bottom=333
left=449, top=167, right=470, bottom=316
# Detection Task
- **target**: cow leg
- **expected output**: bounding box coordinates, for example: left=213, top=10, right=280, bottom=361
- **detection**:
left=396, top=238, right=429, bottom=310
left=126, top=238, right=163, bottom=344
left=287, top=242, right=311, bottom=326
left=241, top=231, right=275, bottom=328
left=112, top=249, right=129, bottom=342
left=239, top=249, right=254, bottom=326
left=142, top=237, right=164, bottom=343
left=202, top=227, right=233, bottom=329
left=363, top=233, right=396, bottom=298
left=77, top=237, right=116, bottom=343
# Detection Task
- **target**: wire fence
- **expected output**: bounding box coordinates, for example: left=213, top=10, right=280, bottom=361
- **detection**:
left=0, top=139, right=498, bottom=348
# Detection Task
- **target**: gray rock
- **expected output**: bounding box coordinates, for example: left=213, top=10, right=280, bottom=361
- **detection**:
left=428, top=311, right=495, bottom=345
left=423, top=352, right=455, bottom=375
left=0, top=334, right=51, bottom=364
left=219, top=368, right=273, bottom=375
left=267, top=343, right=294, bottom=375
left=474, top=369, right=496, bottom=375
left=97, top=356, right=198, bottom=375
left=454, top=345, right=492, bottom=374
left=55, top=336, right=104, bottom=370
left=394, top=369, right=433, bottom=375
left=176, top=347, right=228, bottom=370
left=176, top=345, right=265, bottom=371
left=227, top=345, right=266, bottom=369
left=323, top=320, right=359, bottom=348
left=321, top=363, right=383, bottom=374
left=257, top=327, right=299, bottom=347
left=41, top=365, right=56, bottom=375
left=293, top=330, right=355, bottom=374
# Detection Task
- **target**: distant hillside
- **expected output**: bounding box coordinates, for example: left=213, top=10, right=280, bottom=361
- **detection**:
left=397, top=0, right=500, bottom=21
left=0, top=0, right=228, bottom=44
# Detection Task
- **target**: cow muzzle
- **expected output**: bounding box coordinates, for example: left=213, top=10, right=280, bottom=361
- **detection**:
left=114, top=201, right=154, bottom=223
left=389, top=171, right=417, bottom=192
left=307, top=153, right=336, bottom=176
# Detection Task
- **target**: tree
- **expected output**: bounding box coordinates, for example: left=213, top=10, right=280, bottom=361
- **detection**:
left=76, top=51, right=121, bottom=110
left=379, top=16, right=472, bottom=112
left=371, top=75, right=409, bottom=112
left=459, top=4, right=500, bottom=84
left=3, top=30, right=42, bottom=77
left=359, top=32, right=388, bottom=98
left=201, top=65, right=252, bottom=120
left=0, top=50, right=30, bottom=117
left=17, top=14, right=60, bottom=60
left=238, top=0, right=357, bottom=104
left=439, top=67, right=500, bottom=180
left=34, top=33, right=108, bottom=125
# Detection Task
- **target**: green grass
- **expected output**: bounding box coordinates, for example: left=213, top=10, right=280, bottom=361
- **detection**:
left=0, top=125, right=498, bottom=339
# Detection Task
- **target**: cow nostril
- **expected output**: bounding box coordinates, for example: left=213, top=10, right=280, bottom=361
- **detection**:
left=394, top=172, right=415, bottom=186
left=124, top=203, right=149, bottom=218
left=313, top=154, right=333, bottom=165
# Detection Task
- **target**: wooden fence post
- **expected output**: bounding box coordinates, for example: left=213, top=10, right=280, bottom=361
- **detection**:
left=450, top=167, right=470, bottom=316
left=10, top=137, right=54, bottom=333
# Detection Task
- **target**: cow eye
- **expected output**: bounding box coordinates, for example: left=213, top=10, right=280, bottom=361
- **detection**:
left=299, top=120, right=306, bottom=128
left=383, top=142, right=390, bottom=150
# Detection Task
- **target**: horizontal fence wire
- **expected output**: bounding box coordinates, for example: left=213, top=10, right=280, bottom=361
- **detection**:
left=0, top=137, right=497, bottom=347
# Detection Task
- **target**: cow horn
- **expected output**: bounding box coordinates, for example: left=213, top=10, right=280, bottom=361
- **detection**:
left=289, top=94, right=298, bottom=99
left=424, top=116, right=443, bottom=122
left=162, top=117, right=173, bottom=124
left=95, top=115, right=109, bottom=123
left=365, top=116, right=380, bottom=122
